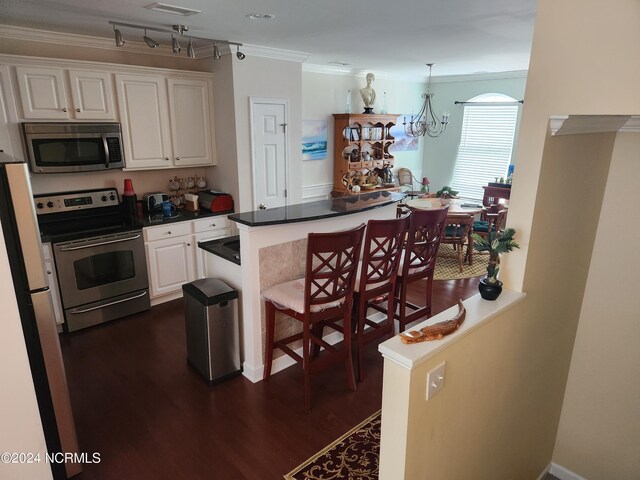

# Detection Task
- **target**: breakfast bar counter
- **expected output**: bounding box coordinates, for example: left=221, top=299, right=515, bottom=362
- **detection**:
left=217, top=191, right=404, bottom=383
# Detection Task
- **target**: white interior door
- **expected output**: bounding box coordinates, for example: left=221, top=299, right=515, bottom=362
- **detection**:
left=251, top=99, right=288, bottom=210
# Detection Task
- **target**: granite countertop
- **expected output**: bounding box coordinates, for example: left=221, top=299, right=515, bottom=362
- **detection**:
left=198, top=235, right=241, bottom=265
left=139, top=208, right=233, bottom=227
left=229, top=191, right=405, bottom=227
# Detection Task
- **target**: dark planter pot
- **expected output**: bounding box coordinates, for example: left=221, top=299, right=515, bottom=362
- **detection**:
left=478, top=278, right=503, bottom=300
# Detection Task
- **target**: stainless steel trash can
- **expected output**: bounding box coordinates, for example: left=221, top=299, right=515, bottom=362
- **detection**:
left=182, top=278, right=241, bottom=384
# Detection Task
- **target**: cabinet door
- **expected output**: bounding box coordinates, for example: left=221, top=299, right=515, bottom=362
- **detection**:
left=115, top=74, right=173, bottom=170
left=68, top=70, right=116, bottom=120
left=145, top=236, right=195, bottom=298
left=194, top=229, right=231, bottom=279
left=167, top=78, right=215, bottom=166
left=15, top=66, right=70, bottom=119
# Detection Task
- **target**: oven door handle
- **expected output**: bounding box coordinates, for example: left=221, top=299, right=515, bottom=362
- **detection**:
left=102, top=134, right=110, bottom=168
left=58, top=234, right=142, bottom=251
left=67, top=290, right=148, bottom=314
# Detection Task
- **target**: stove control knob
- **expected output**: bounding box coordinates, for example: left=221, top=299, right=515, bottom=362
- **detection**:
left=101, top=195, right=108, bottom=202
left=109, top=194, right=116, bottom=201
left=36, top=202, right=44, bottom=209
left=47, top=201, right=54, bottom=208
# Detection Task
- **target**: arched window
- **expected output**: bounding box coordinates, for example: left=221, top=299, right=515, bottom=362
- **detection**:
left=450, top=93, right=519, bottom=200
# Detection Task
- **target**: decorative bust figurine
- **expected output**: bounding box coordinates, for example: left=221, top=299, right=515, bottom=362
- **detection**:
left=359, top=73, right=376, bottom=113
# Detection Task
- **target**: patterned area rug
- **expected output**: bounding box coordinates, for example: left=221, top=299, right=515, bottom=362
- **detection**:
left=284, top=410, right=381, bottom=480
left=434, top=244, right=488, bottom=280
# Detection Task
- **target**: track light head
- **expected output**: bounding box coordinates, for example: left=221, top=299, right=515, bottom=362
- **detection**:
left=236, top=45, right=245, bottom=60
left=187, top=39, right=196, bottom=59
left=213, top=44, right=221, bottom=60
left=171, top=34, right=181, bottom=54
left=113, top=25, right=125, bottom=47
left=143, top=29, right=159, bottom=48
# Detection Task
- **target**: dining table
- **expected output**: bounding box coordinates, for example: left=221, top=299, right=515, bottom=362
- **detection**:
left=405, top=197, right=486, bottom=266
left=405, top=197, right=485, bottom=215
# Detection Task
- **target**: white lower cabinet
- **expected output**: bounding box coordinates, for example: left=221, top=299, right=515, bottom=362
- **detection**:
left=144, top=216, right=231, bottom=303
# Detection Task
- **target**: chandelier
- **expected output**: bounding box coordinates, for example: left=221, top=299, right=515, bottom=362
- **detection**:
left=403, top=63, right=449, bottom=138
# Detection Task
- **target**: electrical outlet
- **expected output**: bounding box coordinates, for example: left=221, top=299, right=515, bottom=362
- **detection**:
left=426, top=361, right=446, bottom=400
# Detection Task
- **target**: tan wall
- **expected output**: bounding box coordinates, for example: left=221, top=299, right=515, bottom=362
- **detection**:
left=553, top=133, right=640, bottom=479
left=382, top=0, right=640, bottom=477
left=380, top=132, right=614, bottom=479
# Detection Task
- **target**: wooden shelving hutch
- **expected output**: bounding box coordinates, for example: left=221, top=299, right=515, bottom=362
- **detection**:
left=332, top=113, right=400, bottom=195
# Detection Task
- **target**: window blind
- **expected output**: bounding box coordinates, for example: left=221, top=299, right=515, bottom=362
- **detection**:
left=450, top=104, right=518, bottom=201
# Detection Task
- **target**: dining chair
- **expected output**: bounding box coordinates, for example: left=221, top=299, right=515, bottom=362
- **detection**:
left=482, top=185, right=511, bottom=208
left=473, top=204, right=507, bottom=240
left=262, top=224, right=365, bottom=413
left=440, top=214, right=474, bottom=273
left=386, top=207, right=449, bottom=332
left=352, top=216, right=409, bottom=381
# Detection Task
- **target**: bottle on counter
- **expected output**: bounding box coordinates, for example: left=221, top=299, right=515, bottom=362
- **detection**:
left=122, top=178, right=138, bottom=225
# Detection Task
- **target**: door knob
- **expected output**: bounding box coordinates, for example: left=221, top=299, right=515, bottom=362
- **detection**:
left=259, top=203, right=267, bottom=210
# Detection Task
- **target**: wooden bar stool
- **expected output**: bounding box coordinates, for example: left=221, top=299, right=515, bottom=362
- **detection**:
left=393, top=207, right=449, bottom=332
left=352, top=216, right=409, bottom=382
left=262, top=224, right=365, bottom=413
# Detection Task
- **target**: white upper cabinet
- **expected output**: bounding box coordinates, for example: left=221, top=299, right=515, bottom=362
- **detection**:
left=115, top=73, right=173, bottom=170
left=15, top=66, right=116, bottom=120
left=167, top=78, right=216, bottom=167
left=68, top=70, right=115, bottom=120
left=15, top=66, right=69, bottom=119
left=118, top=75, right=216, bottom=170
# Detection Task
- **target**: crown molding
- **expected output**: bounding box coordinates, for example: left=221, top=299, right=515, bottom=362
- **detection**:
left=430, top=70, right=529, bottom=84
left=302, top=64, right=354, bottom=76
left=549, top=114, right=640, bottom=136
left=0, top=24, right=310, bottom=62
left=241, top=44, right=309, bottom=63
left=620, top=116, right=640, bottom=132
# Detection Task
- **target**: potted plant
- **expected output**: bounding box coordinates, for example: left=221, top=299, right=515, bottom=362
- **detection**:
left=435, top=186, right=459, bottom=205
left=471, top=227, right=520, bottom=300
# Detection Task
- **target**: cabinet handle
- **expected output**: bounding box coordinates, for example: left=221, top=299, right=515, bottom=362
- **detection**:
left=61, top=107, right=67, bottom=112
left=187, top=243, right=191, bottom=246
left=175, top=157, right=181, bottom=161
left=211, top=223, right=216, bottom=227
left=164, top=157, right=170, bottom=161
left=76, top=108, right=81, bottom=113
left=166, top=231, right=171, bottom=235
left=46, top=270, right=52, bottom=275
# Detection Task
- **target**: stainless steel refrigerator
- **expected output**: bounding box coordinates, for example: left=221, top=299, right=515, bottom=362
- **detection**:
left=0, top=152, right=81, bottom=479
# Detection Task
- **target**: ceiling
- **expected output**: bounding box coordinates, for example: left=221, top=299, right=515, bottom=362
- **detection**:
left=0, top=0, right=537, bottom=79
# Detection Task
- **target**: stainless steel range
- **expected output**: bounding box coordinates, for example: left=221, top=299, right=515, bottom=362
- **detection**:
left=35, top=188, right=150, bottom=332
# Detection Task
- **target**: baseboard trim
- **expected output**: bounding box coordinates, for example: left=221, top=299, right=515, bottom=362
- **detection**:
left=549, top=462, right=587, bottom=480
left=536, top=463, right=552, bottom=480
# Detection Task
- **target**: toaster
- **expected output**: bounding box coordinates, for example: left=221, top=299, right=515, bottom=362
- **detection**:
left=142, top=192, right=169, bottom=213
left=198, top=191, right=234, bottom=213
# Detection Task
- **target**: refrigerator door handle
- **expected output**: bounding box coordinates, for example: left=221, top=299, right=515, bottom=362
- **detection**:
left=5, top=163, right=48, bottom=290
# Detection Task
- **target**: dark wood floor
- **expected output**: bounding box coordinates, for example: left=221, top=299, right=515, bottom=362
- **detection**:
left=60, top=278, right=478, bottom=480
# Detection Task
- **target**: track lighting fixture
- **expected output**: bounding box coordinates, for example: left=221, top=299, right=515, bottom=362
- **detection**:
left=171, top=35, right=181, bottom=54
left=187, top=39, right=196, bottom=58
left=143, top=29, right=159, bottom=48
left=108, top=21, right=243, bottom=60
left=114, top=25, right=125, bottom=47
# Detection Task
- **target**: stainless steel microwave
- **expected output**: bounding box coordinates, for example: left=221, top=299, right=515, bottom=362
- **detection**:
left=22, top=122, right=125, bottom=174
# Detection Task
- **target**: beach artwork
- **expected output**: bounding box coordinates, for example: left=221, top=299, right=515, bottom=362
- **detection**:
left=389, top=115, right=419, bottom=152
left=302, top=120, right=328, bottom=161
